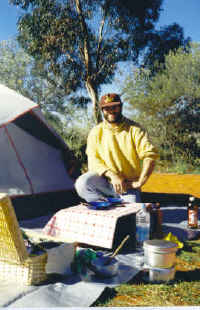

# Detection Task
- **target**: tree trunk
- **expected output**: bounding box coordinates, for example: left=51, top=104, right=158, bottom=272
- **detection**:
left=75, top=0, right=102, bottom=124
left=86, top=79, right=102, bottom=124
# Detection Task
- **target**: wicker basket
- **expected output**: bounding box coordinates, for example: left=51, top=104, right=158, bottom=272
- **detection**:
left=0, top=253, right=48, bottom=285
left=0, top=193, right=47, bottom=285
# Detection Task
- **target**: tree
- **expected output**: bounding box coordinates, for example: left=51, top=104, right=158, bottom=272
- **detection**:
left=10, top=0, right=164, bottom=123
left=0, top=38, right=93, bottom=127
left=0, top=38, right=91, bottom=173
left=0, top=40, right=32, bottom=98
left=142, top=23, right=191, bottom=73
left=122, top=43, right=200, bottom=166
left=0, top=39, right=64, bottom=111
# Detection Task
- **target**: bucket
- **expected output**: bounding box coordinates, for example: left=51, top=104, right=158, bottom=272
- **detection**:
left=143, top=239, right=178, bottom=268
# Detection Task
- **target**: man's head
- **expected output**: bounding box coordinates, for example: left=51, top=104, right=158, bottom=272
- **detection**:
left=99, top=93, right=123, bottom=124
left=99, top=93, right=122, bottom=108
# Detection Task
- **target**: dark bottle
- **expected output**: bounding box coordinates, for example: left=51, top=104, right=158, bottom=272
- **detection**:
left=156, top=203, right=163, bottom=238
left=187, top=196, right=199, bottom=229
left=150, top=203, right=163, bottom=239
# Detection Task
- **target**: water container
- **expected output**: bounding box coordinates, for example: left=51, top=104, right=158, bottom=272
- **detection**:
left=136, top=203, right=150, bottom=250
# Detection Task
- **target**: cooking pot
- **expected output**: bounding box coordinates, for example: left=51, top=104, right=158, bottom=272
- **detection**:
left=149, top=265, right=176, bottom=282
left=143, top=239, right=178, bottom=268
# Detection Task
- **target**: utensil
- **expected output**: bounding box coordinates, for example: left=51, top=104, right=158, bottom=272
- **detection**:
left=104, top=234, right=130, bottom=265
left=89, top=235, right=130, bottom=278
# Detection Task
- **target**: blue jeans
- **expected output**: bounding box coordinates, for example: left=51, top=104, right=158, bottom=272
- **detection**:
left=75, top=172, right=141, bottom=202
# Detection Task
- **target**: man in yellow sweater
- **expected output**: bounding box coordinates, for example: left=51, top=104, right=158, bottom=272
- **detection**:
left=75, top=93, right=158, bottom=202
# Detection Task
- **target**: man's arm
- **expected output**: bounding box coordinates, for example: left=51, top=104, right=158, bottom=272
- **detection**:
left=104, top=170, right=127, bottom=194
left=129, top=158, right=156, bottom=189
left=129, top=125, right=158, bottom=190
left=104, top=157, right=156, bottom=194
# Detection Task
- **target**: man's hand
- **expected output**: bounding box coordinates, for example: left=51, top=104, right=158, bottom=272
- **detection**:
left=126, top=180, right=142, bottom=190
left=125, top=158, right=156, bottom=190
left=104, top=158, right=155, bottom=193
left=104, top=170, right=127, bottom=194
left=128, top=158, right=155, bottom=190
left=110, top=174, right=127, bottom=194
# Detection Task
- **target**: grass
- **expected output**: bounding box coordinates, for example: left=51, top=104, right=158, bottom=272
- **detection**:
left=155, top=160, right=200, bottom=174
left=93, top=239, right=200, bottom=307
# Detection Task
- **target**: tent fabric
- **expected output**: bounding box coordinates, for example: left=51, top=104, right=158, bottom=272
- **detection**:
left=14, top=109, right=67, bottom=150
left=0, top=84, right=38, bottom=126
left=0, top=84, right=75, bottom=197
left=33, top=107, right=68, bottom=149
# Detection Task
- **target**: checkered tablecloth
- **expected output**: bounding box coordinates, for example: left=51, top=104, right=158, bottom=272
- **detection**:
left=43, top=203, right=142, bottom=249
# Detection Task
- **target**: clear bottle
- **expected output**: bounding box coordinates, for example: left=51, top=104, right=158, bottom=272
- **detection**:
left=136, top=203, right=150, bottom=251
left=188, top=196, right=199, bottom=229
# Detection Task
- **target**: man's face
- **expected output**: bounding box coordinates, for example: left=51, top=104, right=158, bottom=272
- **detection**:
left=102, top=104, right=122, bottom=123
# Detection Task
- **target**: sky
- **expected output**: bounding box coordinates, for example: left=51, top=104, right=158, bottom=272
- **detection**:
left=0, top=0, right=200, bottom=96
left=1, top=0, right=200, bottom=42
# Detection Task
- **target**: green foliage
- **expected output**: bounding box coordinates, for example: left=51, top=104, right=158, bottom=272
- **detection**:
left=142, top=23, right=191, bottom=73
left=123, top=43, right=200, bottom=168
left=0, top=40, right=32, bottom=97
left=0, top=38, right=91, bottom=171
left=62, top=126, right=88, bottom=167
left=45, top=105, right=93, bottom=172
left=124, top=43, right=200, bottom=114
left=155, top=159, right=200, bottom=174
left=9, top=0, right=165, bottom=122
left=0, top=39, right=68, bottom=113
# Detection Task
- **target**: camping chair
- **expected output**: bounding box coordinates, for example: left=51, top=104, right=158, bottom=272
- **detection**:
left=0, top=193, right=47, bottom=285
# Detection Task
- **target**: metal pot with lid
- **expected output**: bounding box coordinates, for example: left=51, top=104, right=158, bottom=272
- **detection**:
left=148, top=265, right=176, bottom=283
left=143, top=239, right=178, bottom=268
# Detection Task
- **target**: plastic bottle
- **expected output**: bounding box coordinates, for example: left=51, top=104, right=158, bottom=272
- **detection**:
left=187, top=196, right=199, bottom=229
left=136, top=203, right=150, bottom=250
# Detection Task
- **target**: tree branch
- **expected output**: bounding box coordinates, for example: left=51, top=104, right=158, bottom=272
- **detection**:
left=96, top=10, right=106, bottom=68
left=74, top=0, right=91, bottom=76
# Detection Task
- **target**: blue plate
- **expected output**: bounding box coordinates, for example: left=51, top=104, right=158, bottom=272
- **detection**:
left=89, top=201, right=111, bottom=209
left=107, top=197, right=123, bottom=204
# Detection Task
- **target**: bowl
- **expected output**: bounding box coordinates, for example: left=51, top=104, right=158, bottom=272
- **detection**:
left=89, top=256, right=119, bottom=278
left=89, top=201, right=111, bottom=209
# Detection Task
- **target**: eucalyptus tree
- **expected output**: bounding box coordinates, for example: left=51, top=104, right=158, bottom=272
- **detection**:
left=10, top=0, right=164, bottom=123
left=0, top=39, right=64, bottom=111
left=0, top=40, right=32, bottom=98
left=122, top=43, right=200, bottom=165
left=0, top=38, right=92, bottom=170
left=0, top=39, right=88, bottom=129
left=142, top=23, right=191, bottom=74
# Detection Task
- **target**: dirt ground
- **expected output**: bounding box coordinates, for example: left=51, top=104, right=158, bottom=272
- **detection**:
left=142, top=173, right=200, bottom=198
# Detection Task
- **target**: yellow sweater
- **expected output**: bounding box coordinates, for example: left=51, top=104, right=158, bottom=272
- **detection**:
left=86, top=117, right=159, bottom=180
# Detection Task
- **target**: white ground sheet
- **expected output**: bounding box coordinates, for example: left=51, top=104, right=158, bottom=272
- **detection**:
left=1, top=203, right=199, bottom=308
left=1, top=252, right=141, bottom=308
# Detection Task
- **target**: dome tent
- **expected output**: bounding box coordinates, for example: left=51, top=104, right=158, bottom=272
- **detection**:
left=0, top=84, right=79, bottom=219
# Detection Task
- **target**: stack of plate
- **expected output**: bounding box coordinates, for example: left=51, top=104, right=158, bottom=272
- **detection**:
left=88, top=197, right=123, bottom=210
